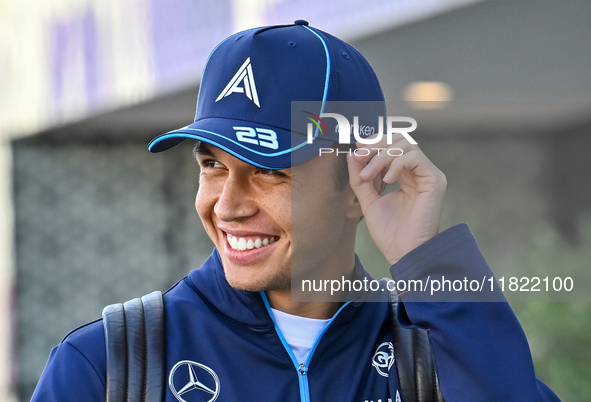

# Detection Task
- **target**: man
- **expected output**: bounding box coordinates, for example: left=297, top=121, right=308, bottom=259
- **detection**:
left=32, top=20, right=559, bottom=401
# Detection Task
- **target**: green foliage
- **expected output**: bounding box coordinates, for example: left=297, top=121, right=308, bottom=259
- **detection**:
left=511, top=302, right=591, bottom=401
left=510, top=215, right=591, bottom=401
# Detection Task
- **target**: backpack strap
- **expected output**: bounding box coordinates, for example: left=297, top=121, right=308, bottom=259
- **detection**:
left=384, top=279, right=445, bottom=402
left=102, top=291, right=165, bottom=402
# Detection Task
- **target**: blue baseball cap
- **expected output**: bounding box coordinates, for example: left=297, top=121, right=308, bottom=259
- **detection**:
left=148, top=20, right=385, bottom=169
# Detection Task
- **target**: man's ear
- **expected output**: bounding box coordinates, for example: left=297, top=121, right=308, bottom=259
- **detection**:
left=343, top=180, right=363, bottom=220
left=345, top=185, right=363, bottom=219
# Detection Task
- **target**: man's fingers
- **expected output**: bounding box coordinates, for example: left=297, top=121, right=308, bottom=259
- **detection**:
left=352, top=137, right=418, bottom=164
left=348, top=140, right=446, bottom=212
left=357, top=145, right=409, bottom=182
left=381, top=151, right=423, bottom=186
left=358, top=147, right=445, bottom=191
left=381, top=151, right=447, bottom=194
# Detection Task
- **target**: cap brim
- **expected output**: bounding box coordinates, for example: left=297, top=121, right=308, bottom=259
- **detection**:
left=148, top=117, right=337, bottom=170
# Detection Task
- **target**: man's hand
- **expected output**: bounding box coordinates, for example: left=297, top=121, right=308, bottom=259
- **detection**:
left=347, top=139, right=447, bottom=265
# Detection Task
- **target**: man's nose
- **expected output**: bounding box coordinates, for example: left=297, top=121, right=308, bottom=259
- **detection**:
left=214, top=176, right=258, bottom=222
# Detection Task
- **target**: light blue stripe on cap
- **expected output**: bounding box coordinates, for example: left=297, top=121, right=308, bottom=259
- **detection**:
left=303, top=25, right=331, bottom=139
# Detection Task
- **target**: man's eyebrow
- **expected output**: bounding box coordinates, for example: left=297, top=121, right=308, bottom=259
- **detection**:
left=193, top=143, right=216, bottom=158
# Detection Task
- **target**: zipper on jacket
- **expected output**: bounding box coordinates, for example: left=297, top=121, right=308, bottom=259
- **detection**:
left=298, top=363, right=307, bottom=375
left=298, top=363, right=310, bottom=402
left=260, top=292, right=350, bottom=402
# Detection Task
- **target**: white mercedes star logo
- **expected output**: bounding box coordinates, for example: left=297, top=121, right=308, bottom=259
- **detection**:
left=168, top=360, right=220, bottom=402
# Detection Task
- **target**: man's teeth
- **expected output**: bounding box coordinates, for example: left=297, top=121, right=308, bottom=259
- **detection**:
left=227, top=234, right=277, bottom=251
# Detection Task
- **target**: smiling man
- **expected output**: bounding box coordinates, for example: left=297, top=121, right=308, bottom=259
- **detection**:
left=32, top=21, right=560, bottom=401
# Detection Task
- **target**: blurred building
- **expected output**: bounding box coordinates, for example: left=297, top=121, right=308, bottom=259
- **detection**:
left=1, top=0, right=591, bottom=400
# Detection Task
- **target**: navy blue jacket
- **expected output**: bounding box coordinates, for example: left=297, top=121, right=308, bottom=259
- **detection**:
left=32, top=224, right=560, bottom=401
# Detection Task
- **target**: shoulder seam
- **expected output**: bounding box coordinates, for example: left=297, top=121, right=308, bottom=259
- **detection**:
left=61, top=318, right=103, bottom=342
left=63, top=339, right=106, bottom=388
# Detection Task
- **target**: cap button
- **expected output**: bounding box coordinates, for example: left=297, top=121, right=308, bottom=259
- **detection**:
left=294, top=19, right=309, bottom=26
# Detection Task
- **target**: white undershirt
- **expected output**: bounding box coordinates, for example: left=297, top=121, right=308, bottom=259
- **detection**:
left=270, top=308, right=331, bottom=364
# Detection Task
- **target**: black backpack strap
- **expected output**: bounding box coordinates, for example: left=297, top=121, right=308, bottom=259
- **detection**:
left=102, top=291, right=165, bottom=402
left=384, top=279, right=445, bottom=402
left=141, top=292, right=166, bottom=401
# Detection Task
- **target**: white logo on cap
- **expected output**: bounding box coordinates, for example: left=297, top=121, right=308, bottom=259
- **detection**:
left=215, top=57, right=260, bottom=107
left=234, top=127, right=278, bottom=150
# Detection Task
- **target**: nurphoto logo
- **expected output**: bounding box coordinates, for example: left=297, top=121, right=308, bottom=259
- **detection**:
left=305, top=112, right=418, bottom=156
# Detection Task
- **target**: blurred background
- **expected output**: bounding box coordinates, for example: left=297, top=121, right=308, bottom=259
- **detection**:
left=1, top=0, right=590, bottom=400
